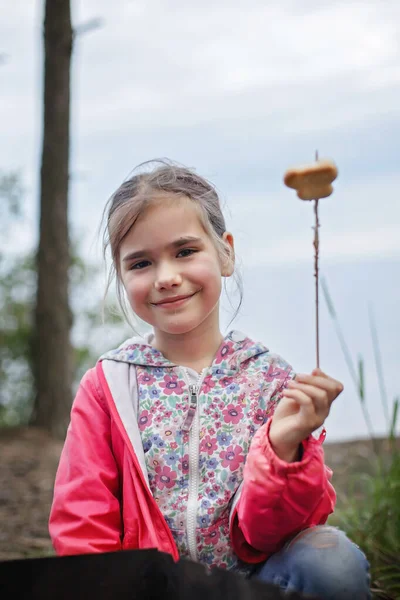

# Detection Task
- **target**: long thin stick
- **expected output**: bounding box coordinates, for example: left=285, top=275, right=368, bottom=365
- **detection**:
left=314, top=150, right=320, bottom=368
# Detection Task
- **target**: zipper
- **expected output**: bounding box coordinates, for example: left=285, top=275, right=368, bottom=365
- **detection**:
left=181, top=384, right=198, bottom=432
left=182, top=368, right=206, bottom=562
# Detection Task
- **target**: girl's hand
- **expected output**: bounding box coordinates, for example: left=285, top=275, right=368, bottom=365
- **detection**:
left=269, top=368, right=344, bottom=462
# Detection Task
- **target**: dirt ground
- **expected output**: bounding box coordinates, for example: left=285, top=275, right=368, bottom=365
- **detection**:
left=0, top=427, right=63, bottom=560
left=0, top=426, right=396, bottom=561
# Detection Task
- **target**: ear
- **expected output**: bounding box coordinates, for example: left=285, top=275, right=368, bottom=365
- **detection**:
left=221, top=231, right=235, bottom=277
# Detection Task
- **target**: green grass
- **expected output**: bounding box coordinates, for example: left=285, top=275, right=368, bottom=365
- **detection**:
left=322, top=278, right=400, bottom=599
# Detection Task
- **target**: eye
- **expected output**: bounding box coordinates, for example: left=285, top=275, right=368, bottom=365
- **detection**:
left=177, top=248, right=196, bottom=258
left=130, top=260, right=151, bottom=270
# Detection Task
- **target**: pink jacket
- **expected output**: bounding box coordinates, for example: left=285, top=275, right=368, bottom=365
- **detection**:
left=49, top=335, right=336, bottom=564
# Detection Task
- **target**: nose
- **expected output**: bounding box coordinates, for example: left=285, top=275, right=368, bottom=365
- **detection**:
left=154, top=262, right=182, bottom=291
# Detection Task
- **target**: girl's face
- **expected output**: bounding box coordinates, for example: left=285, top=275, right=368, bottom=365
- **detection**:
left=119, top=196, right=234, bottom=338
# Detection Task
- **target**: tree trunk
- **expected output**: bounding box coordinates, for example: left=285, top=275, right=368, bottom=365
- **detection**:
left=31, top=0, right=73, bottom=439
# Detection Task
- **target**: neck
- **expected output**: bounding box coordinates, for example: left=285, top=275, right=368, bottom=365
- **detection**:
left=152, top=316, right=223, bottom=372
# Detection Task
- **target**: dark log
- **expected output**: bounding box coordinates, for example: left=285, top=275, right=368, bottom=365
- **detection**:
left=0, top=549, right=312, bottom=599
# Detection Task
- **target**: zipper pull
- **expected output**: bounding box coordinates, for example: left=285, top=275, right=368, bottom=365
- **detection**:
left=182, top=385, right=198, bottom=432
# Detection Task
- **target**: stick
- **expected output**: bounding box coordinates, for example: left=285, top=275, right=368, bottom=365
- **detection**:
left=314, top=150, right=320, bottom=368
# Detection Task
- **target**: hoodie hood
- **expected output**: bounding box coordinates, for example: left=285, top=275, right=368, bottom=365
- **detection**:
left=100, top=330, right=269, bottom=374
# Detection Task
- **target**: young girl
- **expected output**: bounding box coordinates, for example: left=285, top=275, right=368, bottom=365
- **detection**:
left=49, top=161, right=371, bottom=599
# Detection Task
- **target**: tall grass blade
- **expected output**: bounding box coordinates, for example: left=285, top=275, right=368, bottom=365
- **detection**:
left=320, top=277, right=359, bottom=389
left=389, top=398, right=399, bottom=456
left=358, top=356, right=365, bottom=402
left=369, top=305, right=390, bottom=428
left=390, top=398, right=399, bottom=440
left=321, top=277, right=376, bottom=443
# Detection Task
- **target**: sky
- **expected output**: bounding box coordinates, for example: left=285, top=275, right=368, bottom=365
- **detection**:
left=1, top=0, right=399, bottom=441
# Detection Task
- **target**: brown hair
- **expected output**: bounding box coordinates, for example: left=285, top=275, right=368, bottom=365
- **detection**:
left=102, top=159, right=243, bottom=325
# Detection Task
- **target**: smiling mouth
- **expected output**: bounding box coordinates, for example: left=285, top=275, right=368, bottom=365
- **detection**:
left=151, top=292, right=198, bottom=307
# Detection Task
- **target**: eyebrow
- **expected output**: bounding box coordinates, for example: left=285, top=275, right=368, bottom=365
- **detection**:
left=122, top=236, right=203, bottom=263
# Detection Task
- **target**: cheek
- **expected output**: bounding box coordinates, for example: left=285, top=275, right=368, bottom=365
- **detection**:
left=189, top=257, right=222, bottom=295
left=190, top=256, right=222, bottom=281
left=123, top=275, right=151, bottom=308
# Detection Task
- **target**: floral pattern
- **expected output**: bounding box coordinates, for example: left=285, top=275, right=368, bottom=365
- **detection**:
left=107, top=331, right=294, bottom=571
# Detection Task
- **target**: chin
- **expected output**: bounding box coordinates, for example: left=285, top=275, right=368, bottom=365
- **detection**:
left=156, top=316, right=207, bottom=336
left=159, top=323, right=198, bottom=336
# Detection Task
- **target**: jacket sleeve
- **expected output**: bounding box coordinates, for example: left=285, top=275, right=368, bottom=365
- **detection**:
left=49, top=367, right=123, bottom=555
left=230, top=418, right=336, bottom=563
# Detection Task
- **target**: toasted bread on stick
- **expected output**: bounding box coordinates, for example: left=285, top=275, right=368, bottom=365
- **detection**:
left=284, top=159, right=338, bottom=200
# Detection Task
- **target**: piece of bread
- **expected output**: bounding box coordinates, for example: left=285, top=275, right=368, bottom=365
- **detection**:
left=284, top=159, right=338, bottom=201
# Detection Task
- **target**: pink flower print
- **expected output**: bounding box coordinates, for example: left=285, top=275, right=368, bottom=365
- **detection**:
left=179, top=454, right=189, bottom=474
left=264, top=364, right=287, bottom=383
left=223, top=489, right=231, bottom=501
left=237, top=392, right=246, bottom=403
left=223, top=403, right=243, bottom=424
left=160, top=375, right=185, bottom=395
left=137, top=371, right=156, bottom=385
left=200, top=435, right=218, bottom=456
left=234, top=424, right=245, bottom=436
left=219, top=445, right=245, bottom=471
left=202, top=374, right=216, bottom=393
left=253, top=408, right=265, bottom=426
left=170, top=441, right=178, bottom=450
left=154, top=465, right=177, bottom=490
left=205, top=528, right=220, bottom=546
left=138, top=410, right=152, bottom=431
left=214, top=341, right=235, bottom=364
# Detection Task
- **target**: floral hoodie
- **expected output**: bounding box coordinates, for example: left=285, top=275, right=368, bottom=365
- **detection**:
left=49, top=330, right=336, bottom=569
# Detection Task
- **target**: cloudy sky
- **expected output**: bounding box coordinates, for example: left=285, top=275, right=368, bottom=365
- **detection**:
left=1, top=0, right=399, bottom=441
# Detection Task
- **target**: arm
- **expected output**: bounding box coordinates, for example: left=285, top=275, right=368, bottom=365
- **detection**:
left=230, top=418, right=336, bottom=563
left=49, top=368, right=123, bottom=555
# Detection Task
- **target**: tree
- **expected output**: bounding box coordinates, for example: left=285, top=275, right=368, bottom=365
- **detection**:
left=32, top=0, right=74, bottom=438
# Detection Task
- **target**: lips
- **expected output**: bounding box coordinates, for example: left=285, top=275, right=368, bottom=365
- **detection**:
left=151, top=292, right=197, bottom=306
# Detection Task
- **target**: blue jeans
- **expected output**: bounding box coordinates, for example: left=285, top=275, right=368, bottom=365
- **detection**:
left=249, top=526, right=371, bottom=599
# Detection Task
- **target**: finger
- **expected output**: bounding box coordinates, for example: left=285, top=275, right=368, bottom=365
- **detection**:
left=311, top=368, right=329, bottom=378
left=287, top=380, right=329, bottom=413
left=282, top=388, right=321, bottom=427
left=295, top=373, right=343, bottom=397
left=282, top=386, right=320, bottom=411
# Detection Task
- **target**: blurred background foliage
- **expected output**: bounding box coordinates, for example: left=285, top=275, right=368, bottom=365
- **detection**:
left=322, top=279, right=399, bottom=599
left=0, top=170, right=127, bottom=428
